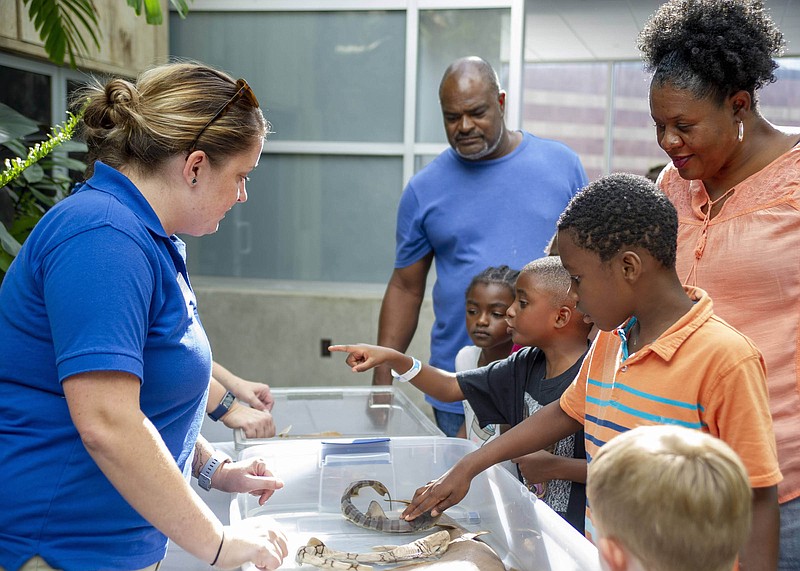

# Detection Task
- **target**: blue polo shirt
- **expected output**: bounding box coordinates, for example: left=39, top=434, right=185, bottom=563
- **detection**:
left=0, top=162, right=212, bottom=571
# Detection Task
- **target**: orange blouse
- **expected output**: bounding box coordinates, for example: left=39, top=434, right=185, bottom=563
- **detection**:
left=660, top=142, right=800, bottom=503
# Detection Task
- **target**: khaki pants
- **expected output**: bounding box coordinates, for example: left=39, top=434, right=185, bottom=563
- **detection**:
left=3, top=555, right=162, bottom=571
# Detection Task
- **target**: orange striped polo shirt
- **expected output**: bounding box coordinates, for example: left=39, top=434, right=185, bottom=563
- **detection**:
left=660, top=146, right=800, bottom=503
left=560, top=288, right=782, bottom=539
left=560, top=287, right=781, bottom=537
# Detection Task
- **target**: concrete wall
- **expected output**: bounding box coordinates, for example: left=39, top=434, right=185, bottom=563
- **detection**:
left=193, top=277, right=437, bottom=421
left=0, top=0, right=168, bottom=75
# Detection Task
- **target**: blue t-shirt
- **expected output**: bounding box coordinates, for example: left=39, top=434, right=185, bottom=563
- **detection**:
left=0, top=162, right=212, bottom=571
left=396, top=132, right=587, bottom=413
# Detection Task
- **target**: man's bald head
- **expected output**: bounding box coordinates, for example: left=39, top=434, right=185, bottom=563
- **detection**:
left=439, top=57, right=501, bottom=99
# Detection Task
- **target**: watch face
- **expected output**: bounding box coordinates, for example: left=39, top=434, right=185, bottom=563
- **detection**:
left=198, top=474, right=212, bottom=491
left=198, top=451, right=230, bottom=491
left=209, top=392, right=236, bottom=421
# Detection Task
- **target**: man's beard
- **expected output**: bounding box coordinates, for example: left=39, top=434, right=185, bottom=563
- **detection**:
left=456, top=124, right=505, bottom=160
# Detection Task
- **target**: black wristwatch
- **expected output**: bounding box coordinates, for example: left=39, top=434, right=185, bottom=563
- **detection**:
left=208, top=391, right=235, bottom=421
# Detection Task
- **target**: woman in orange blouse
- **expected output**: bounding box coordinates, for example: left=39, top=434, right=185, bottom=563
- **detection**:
left=639, top=1, right=800, bottom=569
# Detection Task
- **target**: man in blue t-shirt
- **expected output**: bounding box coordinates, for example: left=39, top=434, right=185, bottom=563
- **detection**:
left=372, top=56, right=588, bottom=435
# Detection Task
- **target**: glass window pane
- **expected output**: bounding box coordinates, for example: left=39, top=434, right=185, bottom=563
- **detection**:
left=523, top=63, right=608, bottom=181
left=183, top=155, right=402, bottom=283
left=0, top=65, right=51, bottom=131
left=170, top=11, right=405, bottom=143
left=760, top=57, right=800, bottom=128
left=610, top=62, right=666, bottom=177
left=414, top=154, right=438, bottom=174
left=416, top=9, right=510, bottom=144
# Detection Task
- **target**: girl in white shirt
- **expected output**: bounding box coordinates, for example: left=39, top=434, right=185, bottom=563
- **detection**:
left=455, top=265, right=520, bottom=445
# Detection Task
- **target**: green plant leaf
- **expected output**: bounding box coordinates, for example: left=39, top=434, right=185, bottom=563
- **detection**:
left=55, top=140, right=87, bottom=153
left=127, top=0, right=191, bottom=23
left=0, top=250, right=12, bottom=274
left=126, top=0, right=142, bottom=16
left=2, top=187, right=20, bottom=203
left=22, top=0, right=191, bottom=67
left=23, top=0, right=101, bottom=67
left=171, top=0, right=191, bottom=19
left=46, top=155, right=87, bottom=172
left=126, top=0, right=163, bottom=25
left=143, top=0, right=163, bottom=25
left=29, top=188, right=58, bottom=206
left=21, top=163, right=45, bottom=184
left=2, top=139, right=29, bottom=157
left=0, top=103, right=39, bottom=144
left=11, top=214, right=42, bottom=234
left=0, top=222, right=22, bottom=257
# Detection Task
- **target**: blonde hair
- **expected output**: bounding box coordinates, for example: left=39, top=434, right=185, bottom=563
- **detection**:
left=75, top=61, right=268, bottom=177
left=521, top=256, right=571, bottom=307
left=587, top=425, right=752, bottom=571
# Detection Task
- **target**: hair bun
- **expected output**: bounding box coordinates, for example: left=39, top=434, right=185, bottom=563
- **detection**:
left=98, top=79, right=140, bottom=130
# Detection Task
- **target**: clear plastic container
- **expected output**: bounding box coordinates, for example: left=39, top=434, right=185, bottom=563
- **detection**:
left=232, top=386, right=444, bottom=450
left=231, top=436, right=600, bottom=571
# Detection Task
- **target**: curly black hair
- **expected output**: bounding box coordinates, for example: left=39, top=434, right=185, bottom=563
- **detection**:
left=557, top=173, right=678, bottom=269
left=465, top=265, right=520, bottom=299
left=637, top=0, right=784, bottom=104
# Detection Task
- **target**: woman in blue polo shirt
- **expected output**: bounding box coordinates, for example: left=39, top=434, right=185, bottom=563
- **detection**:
left=0, top=62, right=287, bottom=571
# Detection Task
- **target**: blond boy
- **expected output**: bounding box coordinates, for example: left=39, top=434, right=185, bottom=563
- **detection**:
left=587, top=425, right=751, bottom=571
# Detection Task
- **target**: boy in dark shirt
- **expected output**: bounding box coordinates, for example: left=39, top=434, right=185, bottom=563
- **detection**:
left=330, top=255, right=592, bottom=532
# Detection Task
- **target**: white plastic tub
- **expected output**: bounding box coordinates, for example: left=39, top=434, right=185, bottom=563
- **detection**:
left=231, top=436, right=600, bottom=571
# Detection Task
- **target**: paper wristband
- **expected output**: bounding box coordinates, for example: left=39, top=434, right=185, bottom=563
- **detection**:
left=391, top=357, right=422, bottom=383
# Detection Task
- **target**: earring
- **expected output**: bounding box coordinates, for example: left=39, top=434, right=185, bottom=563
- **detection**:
left=191, top=177, right=197, bottom=185
left=737, top=120, right=744, bottom=143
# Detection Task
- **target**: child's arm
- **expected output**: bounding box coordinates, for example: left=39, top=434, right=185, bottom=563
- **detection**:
left=401, top=400, right=582, bottom=520
left=513, top=450, right=587, bottom=484
left=329, top=344, right=465, bottom=402
left=739, top=485, right=779, bottom=571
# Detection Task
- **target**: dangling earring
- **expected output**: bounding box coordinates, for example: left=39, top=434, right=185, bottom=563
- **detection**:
left=191, top=177, right=197, bottom=185
left=737, top=120, right=744, bottom=143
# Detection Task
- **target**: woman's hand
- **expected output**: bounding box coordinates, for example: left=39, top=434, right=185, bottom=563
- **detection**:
left=222, top=403, right=276, bottom=438
left=227, top=377, right=275, bottom=412
left=328, top=343, right=406, bottom=373
left=213, top=457, right=284, bottom=505
left=213, top=362, right=275, bottom=411
left=214, top=517, right=289, bottom=570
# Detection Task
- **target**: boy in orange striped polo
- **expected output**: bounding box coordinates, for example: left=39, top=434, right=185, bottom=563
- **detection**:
left=400, top=173, right=781, bottom=570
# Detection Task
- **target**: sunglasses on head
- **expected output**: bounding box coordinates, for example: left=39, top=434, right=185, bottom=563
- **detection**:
left=188, top=78, right=259, bottom=153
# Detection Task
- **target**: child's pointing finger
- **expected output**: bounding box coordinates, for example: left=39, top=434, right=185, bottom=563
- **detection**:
left=328, top=344, right=371, bottom=371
